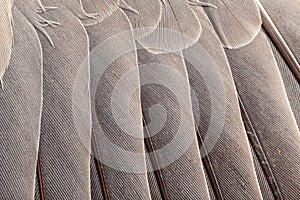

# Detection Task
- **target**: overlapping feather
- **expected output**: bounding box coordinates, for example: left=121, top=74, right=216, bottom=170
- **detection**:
left=0, top=0, right=13, bottom=85
left=82, top=1, right=152, bottom=198
left=0, top=6, right=43, bottom=199
left=183, top=6, right=263, bottom=199
left=201, top=0, right=262, bottom=48
left=26, top=0, right=93, bottom=198
left=138, top=0, right=202, bottom=53
left=138, top=49, right=211, bottom=199
left=226, top=31, right=300, bottom=199
left=122, top=0, right=162, bottom=39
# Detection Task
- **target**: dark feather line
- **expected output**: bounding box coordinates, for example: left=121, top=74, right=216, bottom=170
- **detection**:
left=91, top=130, right=109, bottom=200
left=238, top=96, right=283, bottom=200
left=37, top=156, right=45, bottom=200
left=143, top=117, right=168, bottom=200
left=195, top=128, right=224, bottom=200
left=256, top=0, right=300, bottom=82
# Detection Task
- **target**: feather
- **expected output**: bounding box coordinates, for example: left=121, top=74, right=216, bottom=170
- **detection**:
left=183, top=6, right=263, bottom=199
left=138, top=0, right=202, bottom=53
left=138, top=49, right=210, bottom=199
left=0, top=6, right=43, bottom=199
left=122, top=0, right=162, bottom=39
left=80, top=0, right=120, bottom=26
left=259, top=0, right=300, bottom=80
left=35, top=4, right=92, bottom=199
left=266, top=35, right=300, bottom=128
left=82, top=2, right=152, bottom=198
left=239, top=96, right=283, bottom=200
left=257, top=0, right=300, bottom=129
left=201, top=0, right=262, bottom=48
left=14, top=0, right=60, bottom=47
left=226, top=31, right=300, bottom=199
left=0, top=0, right=13, bottom=86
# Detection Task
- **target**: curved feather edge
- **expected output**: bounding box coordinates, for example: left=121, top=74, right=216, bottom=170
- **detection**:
left=0, top=0, right=13, bottom=87
left=83, top=6, right=152, bottom=199
left=0, top=6, right=43, bottom=199
left=137, top=0, right=202, bottom=54
left=14, top=0, right=59, bottom=47
left=138, top=49, right=211, bottom=199
left=258, top=0, right=300, bottom=81
left=184, top=6, right=263, bottom=199
left=226, top=31, right=300, bottom=199
left=201, top=0, right=262, bottom=49
left=122, top=0, right=162, bottom=40
left=35, top=5, right=92, bottom=199
left=80, top=0, right=120, bottom=26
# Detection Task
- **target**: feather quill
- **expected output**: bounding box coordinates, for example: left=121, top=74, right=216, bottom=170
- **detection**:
left=183, top=6, right=263, bottom=199
left=259, top=0, right=300, bottom=78
left=226, top=31, right=300, bottom=199
left=0, top=0, right=13, bottom=86
left=138, top=0, right=202, bottom=53
left=0, top=6, right=43, bottom=199
left=257, top=0, right=300, bottom=128
left=201, top=0, right=262, bottom=48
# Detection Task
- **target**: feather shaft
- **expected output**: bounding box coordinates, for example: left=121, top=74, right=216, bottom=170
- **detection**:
left=256, top=0, right=300, bottom=82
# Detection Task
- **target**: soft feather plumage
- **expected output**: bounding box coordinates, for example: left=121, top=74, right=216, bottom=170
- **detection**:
left=36, top=2, right=92, bottom=198
left=14, top=0, right=60, bottom=46
left=123, top=0, right=162, bottom=39
left=83, top=2, right=152, bottom=198
left=184, top=6, right=263, bottom=199
left=0, top=0, right=13, bottom=85
left=201, top=0, right=262, bottom=48
left=138, top=49, right=211, bottom=199
left=1, top=1, right=300, bottom=199
left=226, top=31, right=300, bottom=199
left=0, top=6, right=43, bottom=199
left=138, top=0, right=202, bottom=53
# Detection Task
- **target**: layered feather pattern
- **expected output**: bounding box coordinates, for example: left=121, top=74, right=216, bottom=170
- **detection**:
left=0, top=0, right=300, bottom=200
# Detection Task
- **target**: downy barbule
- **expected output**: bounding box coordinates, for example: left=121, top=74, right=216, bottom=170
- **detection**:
left=0, top=0, right=299, bottom=199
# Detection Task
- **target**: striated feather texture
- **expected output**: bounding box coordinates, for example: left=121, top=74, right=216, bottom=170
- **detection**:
left=36, top=2, right=92, bottom=198
left=138, top=0, right=202, bottom=53
left=82, top=2, right=152, bottom=198
left=201, top=0, right=262, bottom=48
left=14, top=0, right=60, bottom=47
left=1, top=1, right=300, bottom=199
left=123, top=0, right=162, bottom=39
left=0, top=6, right=43, bottom=199
left=266, top=36, right=300, bottom=129
left=0, top=0, right=13, bottom=85
left=138, top=49, right=211, bottom=199
left=226, top=31, right=300, bottom=199
left=183, top=6, right=263, bottom=200
left=260, top=0, right=300, bottom=67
